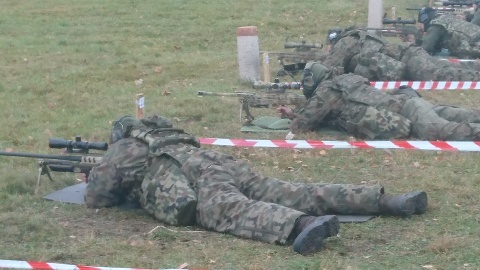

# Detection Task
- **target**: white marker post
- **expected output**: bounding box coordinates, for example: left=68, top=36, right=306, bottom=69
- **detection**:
left=367, top=0, right=383, bottom=29
left=136, top=93, right=144, bottom=119
left=237, top=26, right=261, bottom=82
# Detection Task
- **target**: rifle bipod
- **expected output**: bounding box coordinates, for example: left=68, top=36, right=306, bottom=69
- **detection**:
left=36, top=160, right=55, bottom=194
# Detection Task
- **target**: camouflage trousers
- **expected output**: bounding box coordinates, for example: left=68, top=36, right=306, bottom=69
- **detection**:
left=183, top=150, right=384, bottom=244
left=400, top=98, right=480, bottom=140
left=403, top=47, right=480, bottom=81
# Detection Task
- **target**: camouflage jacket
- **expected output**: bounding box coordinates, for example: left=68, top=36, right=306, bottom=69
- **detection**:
left=428, top=14, right=480, bottom=58
left=291, top=73, right=412, bottom=139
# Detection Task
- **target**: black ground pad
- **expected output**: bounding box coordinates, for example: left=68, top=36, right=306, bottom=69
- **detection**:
left=43, top=184, right=376, bottom=223
left=43, top=182, right=86, bottom=204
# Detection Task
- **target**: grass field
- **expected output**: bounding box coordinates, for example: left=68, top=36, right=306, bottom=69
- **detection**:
left=1, top=0, right=479, bottom=269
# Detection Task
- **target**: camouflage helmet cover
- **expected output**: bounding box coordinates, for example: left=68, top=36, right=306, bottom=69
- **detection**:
left=109, top=115, right=143, bottom=144
left=140, top=115, right=173, bottom=129
left=109, top=114, right=174, bottom=144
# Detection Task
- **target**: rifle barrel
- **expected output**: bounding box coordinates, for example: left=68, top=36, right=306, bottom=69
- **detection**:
left=0, top=151, right=83, bottom=162
left=197, top=91, right=252, bottom=96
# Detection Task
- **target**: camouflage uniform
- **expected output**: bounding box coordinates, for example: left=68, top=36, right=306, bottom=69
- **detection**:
left=86, top=115, right=386, bottom=245
left=324, top=29, right=480, bottom=81
left=422, top=14, right=480, bottom=59
left=471, top=8, right=480, bottom=27
left=292, top=71, right=480, bottom=140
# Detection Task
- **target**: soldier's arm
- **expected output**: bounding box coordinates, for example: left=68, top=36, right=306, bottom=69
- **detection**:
left=290, top=83, right=340, bottom=133
left=470, top=9, right=480, bottom=26
left=85, top=138, right=148, bottom=208
left=421, top=25, right=447, bottom=55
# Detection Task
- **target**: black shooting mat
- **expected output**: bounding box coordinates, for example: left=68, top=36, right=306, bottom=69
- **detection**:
left=44, top=183, right=376, bottom=223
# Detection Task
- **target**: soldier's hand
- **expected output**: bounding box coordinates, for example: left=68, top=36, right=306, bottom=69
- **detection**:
left=277, top=105, right=295, bottom=119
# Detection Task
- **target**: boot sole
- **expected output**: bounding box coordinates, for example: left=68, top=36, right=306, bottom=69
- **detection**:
left=412, top=191, right=428, bottom=215
left=401, top=191, right=428, bottom=217
left=292, top=215, right=340, bottom=256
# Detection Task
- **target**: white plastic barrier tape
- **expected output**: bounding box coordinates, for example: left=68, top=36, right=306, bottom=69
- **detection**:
left=199, top=138, right=480, bottom=152
left=370, top=81, right=480, bottom=90
left=0, top=259, right=197, bottom=270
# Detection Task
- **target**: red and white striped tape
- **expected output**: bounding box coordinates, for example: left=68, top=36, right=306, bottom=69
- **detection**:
left=0, top=259, right=195, bottom=270
left=0, top=260, right=196, bottom=270
left=199, top=138, right=480, bottom=152
left=370, top=81, right=480, bottom=90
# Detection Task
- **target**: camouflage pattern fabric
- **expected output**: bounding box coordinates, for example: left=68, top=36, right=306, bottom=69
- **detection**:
left=87, top=115, right=387, bottom=244
left=181, top=149, right=383, bottom=244
left=292, top=72, right=480, bottom=140
left=401, top=46, right=480, bottom=81
left=400, top=99, right=480, bottom=140
left=291, top=73, right=411, bottom=139
left=85, top=138, right=149, bottom=208
left=132, top=127, right=200, bottom=226
left=355, top=52, right=406, bottom=81
left=325, top=28, right=480, bottom=81
left=471, top=8, right=480, bottom=27
left=428, top=14, right=480, bottom=59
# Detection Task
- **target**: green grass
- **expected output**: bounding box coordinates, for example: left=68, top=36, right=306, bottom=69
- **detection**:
left=1, top=0, right=480, bottom=269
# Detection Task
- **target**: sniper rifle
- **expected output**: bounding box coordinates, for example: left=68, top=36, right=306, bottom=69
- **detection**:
left=0, top=136, right=107, bottom=192
left=364, top=17, right=421, bottom=43
left=383, top=18, right=417, bottom=25
left=265, top=38, right=324, bottom=79
left=197, top=91, right=306, bottom=123
left=365, top=26, right=422, bottom=43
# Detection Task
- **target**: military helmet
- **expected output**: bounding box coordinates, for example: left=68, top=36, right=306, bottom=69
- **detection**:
left=418, top=7, right=437, bottom=25
left=140, top=115, right=173, bottom=129
left=327, top=28, right=342, bottom=44
left=109, top=114, right=175, bottom=144
left=109, top=115, right=143, bottom=144
left=301, top=62, right=331, bottom=99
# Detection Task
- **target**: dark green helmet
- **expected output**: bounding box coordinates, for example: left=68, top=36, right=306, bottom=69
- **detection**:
left=301, top=62, right=331, bottom=99
left=418, top=7, right=437, bottom=28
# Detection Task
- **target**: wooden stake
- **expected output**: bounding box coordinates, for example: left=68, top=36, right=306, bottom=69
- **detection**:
left=136, top=93, right=144, bottom=119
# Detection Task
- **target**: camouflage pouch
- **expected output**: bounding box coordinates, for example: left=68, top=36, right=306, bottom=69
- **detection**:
left=370, top=53, right=406, bottom=81
left=140, top=155, right=197, bottom=226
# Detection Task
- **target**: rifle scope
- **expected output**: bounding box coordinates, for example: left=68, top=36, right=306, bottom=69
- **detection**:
left=49, top=136, right=108, bottom=153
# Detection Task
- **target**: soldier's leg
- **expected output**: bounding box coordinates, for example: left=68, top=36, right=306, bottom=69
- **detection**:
left=195, top=162, right=305, bottom=245
left=401, top=98, right=480, bottom=140
left=404, top=47, right=480, bottom=81
left=230, top=159, right=384, bottom=216
left=432, top=105, right=480, bottom=123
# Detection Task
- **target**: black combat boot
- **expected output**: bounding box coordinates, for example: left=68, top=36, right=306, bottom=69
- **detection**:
left=291, top=215, right=340, bottom=256
left=379, top=190, right=428, bottom=218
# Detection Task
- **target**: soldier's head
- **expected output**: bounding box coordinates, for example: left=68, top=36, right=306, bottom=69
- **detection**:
left=418, top=7, right=437, bottom=31
left=109, top=115, right=142, bottom=144
left=109, top=114, right=174, bottom=144
left=301, top=62, right=331, bottom=99
left=326, top=29, right=342, bottom=52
